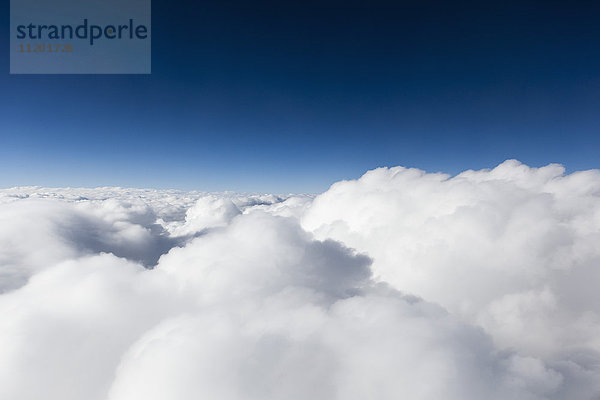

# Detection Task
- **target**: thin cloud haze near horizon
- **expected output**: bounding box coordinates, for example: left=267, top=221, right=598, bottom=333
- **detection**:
left=1, top=160, right=600, bottom=399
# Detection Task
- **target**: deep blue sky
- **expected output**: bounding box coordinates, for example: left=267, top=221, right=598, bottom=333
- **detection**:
left=1, top=1, right=599, bottom=192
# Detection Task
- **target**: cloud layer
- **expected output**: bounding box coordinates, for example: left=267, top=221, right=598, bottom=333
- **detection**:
left=1, top=160, right=599, bottom=399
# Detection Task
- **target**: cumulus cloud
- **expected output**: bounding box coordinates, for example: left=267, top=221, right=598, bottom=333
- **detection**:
left=303, top=161, right=600, bottom=358
left=1, top=161, right=599, bottom=399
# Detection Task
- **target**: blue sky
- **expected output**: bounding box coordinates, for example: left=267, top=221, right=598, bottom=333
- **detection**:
left=1, top=1, right=599, bottom=192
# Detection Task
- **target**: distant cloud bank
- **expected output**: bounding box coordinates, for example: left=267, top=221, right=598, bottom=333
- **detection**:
left=1, top=160, right=599, bottom=399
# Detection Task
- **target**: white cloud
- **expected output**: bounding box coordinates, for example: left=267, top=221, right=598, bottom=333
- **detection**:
left=0, top=161, right=599, bottom=399
left=303, top=161, right=600, bottom=359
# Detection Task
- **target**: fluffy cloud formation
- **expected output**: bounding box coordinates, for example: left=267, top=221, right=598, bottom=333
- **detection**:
left=1, top=161, right=599, bottom=399
left=302, top=161, right=600, bottom=360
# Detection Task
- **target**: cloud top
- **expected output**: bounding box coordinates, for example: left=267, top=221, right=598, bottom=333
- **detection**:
left=1, top=160, right=600, bottom=399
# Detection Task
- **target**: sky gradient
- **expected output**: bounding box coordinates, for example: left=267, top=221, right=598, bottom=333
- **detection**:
left=1, top=1, right=599, bottom=192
